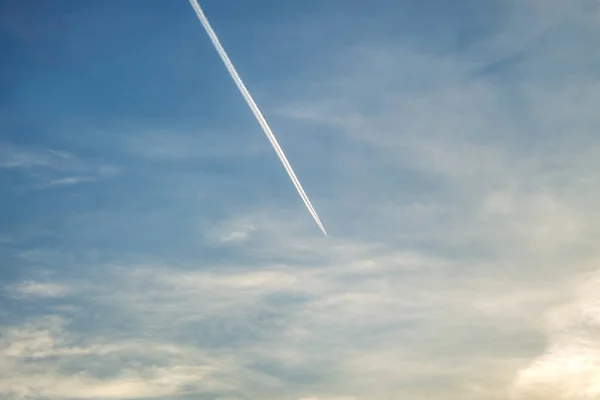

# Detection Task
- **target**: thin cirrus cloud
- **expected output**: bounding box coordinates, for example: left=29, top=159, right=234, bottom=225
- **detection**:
left=0, top=143, right=118, bottom=189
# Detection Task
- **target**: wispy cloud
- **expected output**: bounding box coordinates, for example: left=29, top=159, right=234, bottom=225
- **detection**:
left=1, top=211, right=597, bottom=399
left=0, top=143, right=118, bottom=189
left=33, top=176, right=96, bottom=189
left=0, top=210, right=580, bottom=399
left=5, top=281, right=70, bottom=299
left=0, top=144, right=74, bottom=170
left=0, top=316, right=229, bottom=399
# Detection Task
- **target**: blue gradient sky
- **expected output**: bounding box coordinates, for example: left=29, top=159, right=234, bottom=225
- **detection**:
left=2, top=0, right=600, bottom=399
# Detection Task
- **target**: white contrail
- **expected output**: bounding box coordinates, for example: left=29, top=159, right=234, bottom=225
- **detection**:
left=188, top=0, right=327, bottom=236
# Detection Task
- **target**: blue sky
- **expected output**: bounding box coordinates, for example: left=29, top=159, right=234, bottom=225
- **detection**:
left=1, top=0, right=600, bottom=399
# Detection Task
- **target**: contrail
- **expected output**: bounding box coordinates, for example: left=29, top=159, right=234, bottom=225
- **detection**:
left=188, top=0, right=327, bottom=236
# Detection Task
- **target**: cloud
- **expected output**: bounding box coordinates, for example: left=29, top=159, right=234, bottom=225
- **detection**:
left=0, top=221, right=596, bottom=400
left=0, top=316, right=230, bottom=399
left=510, top=269, right=600, bottom=399
left=33, top=176, right=96, bottom=189
left=0, top=142, right=118, bottom=189
left=0, top=220, right=565, bottom=399
left=269, top=0, right=600, bottom=263
left=0, top=144, right=76, bottom=170
left=6, top=281, right=70, bottom=299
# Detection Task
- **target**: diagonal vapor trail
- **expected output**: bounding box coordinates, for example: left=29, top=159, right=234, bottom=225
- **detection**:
left=188, top=0, right=327, bottom=236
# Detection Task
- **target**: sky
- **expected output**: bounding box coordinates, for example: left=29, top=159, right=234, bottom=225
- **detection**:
left=1, top=0, right=600, bottom=399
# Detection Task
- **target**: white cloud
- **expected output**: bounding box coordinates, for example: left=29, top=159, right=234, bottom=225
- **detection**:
left=210, top=216, right=258, bottom=243
left=48, top=225, right=565, bottom=399
left=6, top=281, right=70, bottom=299
left=510, top=269, right=600, bottom=399
left=0, top=143, right=55, bottom=169
left=0, top=144, right=77, bottom=170
left=0, top=143, right=118, bottom=189
left=34, top=176, right=96, bottom=188
left=3, top=366, right=219, bottom=400
left=0, top=234, right=594, bottom=400
left=0, top=317, right=229, bottom=399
